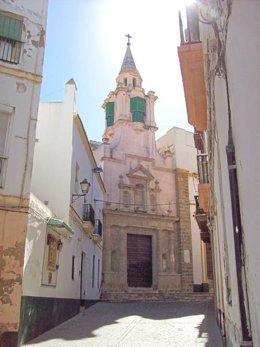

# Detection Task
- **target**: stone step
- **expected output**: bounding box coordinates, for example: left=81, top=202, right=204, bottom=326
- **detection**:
left=100, top=291, right=214, bottom=303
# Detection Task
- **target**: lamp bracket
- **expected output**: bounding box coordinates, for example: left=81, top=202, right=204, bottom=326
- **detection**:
left=72, top=193, right=86, bottom=202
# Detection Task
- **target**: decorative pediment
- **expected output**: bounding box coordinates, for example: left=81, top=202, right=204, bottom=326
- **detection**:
left=127, top=164, right=154, bottom=181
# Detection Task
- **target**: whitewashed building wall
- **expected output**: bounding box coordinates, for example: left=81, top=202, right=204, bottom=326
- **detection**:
left=21, top=80, right=105, bottom=344
left=199, top=1, right=260, bottom=345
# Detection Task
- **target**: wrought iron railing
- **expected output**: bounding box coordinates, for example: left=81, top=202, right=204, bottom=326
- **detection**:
left=82, top=204, right=95, bottom=226
left=194, top=195, right=204, bottom=215
left=0, top=37, right=21, bottom=64
left=194, top=129, right=205, bottom=152
left=197, top=154, right=209, bottom=184
left=94, top=219, right=102, bottom=237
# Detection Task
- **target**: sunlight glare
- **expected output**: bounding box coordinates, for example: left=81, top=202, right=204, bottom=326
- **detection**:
left=177, top=0, right=195, bottom=8
left=96, top=0, right=193, bottom=138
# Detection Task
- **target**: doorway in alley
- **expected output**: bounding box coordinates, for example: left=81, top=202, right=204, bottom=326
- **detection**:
left=80, top=251, right=86, bottom=306
left=127, top=234, right=152, bottom=287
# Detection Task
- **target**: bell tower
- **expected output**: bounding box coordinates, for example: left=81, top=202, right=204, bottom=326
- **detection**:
left=102, top=35, right=158, bottom=157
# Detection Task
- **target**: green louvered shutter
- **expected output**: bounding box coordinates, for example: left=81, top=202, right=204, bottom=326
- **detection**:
left=130, top=97, right=146, bottom=122
left=0, top=14, right=22, bottom=41
left=130, top=97, right=138, bottom=111
left=106, top=102, right=114, bottom=126
left=139, top=98, right=146, bottom=113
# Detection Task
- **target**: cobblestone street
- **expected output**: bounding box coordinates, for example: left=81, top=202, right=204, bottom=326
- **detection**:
left=22, top=301, right=224, bottom=347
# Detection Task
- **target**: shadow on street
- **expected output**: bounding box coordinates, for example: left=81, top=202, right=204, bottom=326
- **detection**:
left=23, top=301, right=223, bottom=347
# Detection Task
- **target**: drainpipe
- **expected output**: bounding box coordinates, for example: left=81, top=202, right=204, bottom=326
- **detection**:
left=225, top=77, right=252, bottom=346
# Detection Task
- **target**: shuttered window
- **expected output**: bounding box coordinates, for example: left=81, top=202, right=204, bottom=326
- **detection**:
left=0, top=14, right=22, bottom=41
left=106, top=102, right=114, bottom=126
left=0, top=13, right=22, bottom=63
left=130, top=97, right=146, bottom=122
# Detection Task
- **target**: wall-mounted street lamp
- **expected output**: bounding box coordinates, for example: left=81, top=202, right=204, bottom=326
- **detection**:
left=72, top=178, right=91, bottom=202
left=93, top=166, right=103, bottom=173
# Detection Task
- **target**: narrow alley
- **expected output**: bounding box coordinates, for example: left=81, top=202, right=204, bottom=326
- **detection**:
left=22, top=301, right=223, bottom=347
left=1, top=1, right=259, bottom=347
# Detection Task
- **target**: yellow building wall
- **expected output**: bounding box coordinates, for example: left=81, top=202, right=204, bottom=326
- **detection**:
left=0, top=197, right=28, bottom=332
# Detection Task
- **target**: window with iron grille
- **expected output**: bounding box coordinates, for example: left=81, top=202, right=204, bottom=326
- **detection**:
left=197, top=154, right=209, bottom=184
left=82, top=203, right=95, bottom=225
left=0, top=13, right=22, bottom=64
left=94, top=219, right=102, bottom=237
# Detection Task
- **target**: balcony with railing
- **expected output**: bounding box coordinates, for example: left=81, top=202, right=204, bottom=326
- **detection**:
left=194, top=195, right=210, bottom=243
left=194, top=130, right=205, bottom=152
left=197, top=154, right=209, bottom=184
left=178, top=4, right=207, bottom=132
left=0, top=156, right=7, bottom=188
left=82, top=203, right=95, bottom=234
left=197, top=153, right=210, bottom=214
left=92, top=219, right=103, bottom=243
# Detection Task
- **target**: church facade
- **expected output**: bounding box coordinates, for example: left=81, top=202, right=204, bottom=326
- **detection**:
left=92, top=39, right=197, bottom=296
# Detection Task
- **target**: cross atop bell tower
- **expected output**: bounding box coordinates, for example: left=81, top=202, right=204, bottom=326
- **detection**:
left=125, top=33, right=132, bottom=46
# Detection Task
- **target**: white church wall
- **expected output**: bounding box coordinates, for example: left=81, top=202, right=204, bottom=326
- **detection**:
left=156, top=127, right=203, bottom=288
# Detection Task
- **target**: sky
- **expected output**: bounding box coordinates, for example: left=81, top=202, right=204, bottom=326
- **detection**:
left=40, top=0, right=193, bottom=142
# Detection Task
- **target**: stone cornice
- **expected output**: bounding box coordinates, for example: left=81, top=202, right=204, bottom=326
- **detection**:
left=101, top=153, right=175, bottom=173
left=103, top=207, right=178, bottom=223
left=0, top=194, right=29, bottom=207
left=0, top=65, right=42, bottom=83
